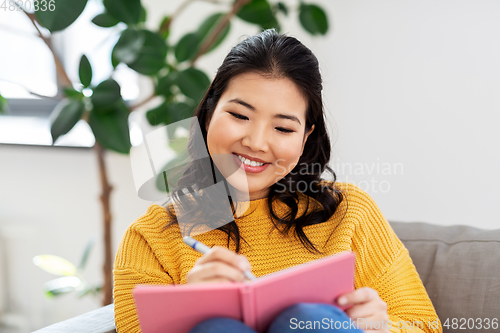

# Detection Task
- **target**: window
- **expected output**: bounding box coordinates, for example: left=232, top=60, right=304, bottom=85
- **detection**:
left=0, top=0, right=140, bottom=147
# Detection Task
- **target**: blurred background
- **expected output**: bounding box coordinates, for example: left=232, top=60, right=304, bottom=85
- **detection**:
left=0, top=0, right=499, bottom=331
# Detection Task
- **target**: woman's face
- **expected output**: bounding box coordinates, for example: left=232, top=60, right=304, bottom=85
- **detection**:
left=206, top=72, right=314, bottom=200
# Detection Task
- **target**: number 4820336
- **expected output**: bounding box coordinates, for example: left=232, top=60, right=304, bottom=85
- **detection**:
left=1, top=0, right=56, bottom=12
left=443, top=318, right=498, bottom=330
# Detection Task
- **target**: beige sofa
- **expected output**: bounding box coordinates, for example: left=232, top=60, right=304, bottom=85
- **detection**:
left=390, top=221, right=500, bottom=333
left=34, top=221, right=500, bottom=333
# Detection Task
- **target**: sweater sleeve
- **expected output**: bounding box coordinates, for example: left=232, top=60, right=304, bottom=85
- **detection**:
left=113, top=224, right=174, bottom=333
left=346, top=184, right=442, bottom=333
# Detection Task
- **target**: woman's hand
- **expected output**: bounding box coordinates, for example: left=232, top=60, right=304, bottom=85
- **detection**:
left=336, top=287, right=390, bottom=333
left=186, top=246, right=252, bottom=284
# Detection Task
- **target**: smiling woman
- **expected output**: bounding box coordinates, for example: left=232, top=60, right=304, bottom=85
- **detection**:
left=113, top=29, right=442, bottom=333
left=206, top=72, right=314, bottom=201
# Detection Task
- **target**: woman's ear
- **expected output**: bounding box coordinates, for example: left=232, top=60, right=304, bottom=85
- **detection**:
left=301, top=124, right=315, bottom=154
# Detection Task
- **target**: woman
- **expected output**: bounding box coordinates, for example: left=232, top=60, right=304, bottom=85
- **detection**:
left=113, top=29, right=442, bottom=333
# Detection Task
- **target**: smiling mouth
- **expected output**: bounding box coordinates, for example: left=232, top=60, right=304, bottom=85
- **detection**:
left=233, top=153, right=269, bottom=167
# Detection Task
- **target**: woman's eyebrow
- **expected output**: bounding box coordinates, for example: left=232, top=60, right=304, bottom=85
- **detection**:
left=227, top=98, right=301, bottom=125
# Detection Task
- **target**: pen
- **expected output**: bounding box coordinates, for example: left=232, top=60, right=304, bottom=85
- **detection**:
left=183, top=236, right=256, bottom=281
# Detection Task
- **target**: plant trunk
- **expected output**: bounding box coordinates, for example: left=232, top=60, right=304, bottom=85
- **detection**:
left=95, top=142, right=114, bottom=306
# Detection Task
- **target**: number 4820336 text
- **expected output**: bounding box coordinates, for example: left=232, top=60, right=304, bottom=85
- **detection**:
left=1, top=0, right=56, bottom=12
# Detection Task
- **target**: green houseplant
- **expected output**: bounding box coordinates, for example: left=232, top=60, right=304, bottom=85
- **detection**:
left=0, top=0, right=330, bottom=306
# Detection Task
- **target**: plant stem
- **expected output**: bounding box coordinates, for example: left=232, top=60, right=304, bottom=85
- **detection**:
left=20, top=8, right=72, bottom=88
left=0, top=78, right=58, bottom=99
left=129, top=93, right=157, bottom=112
left=160, top=0, right=196, bottom=34
left=95, top=142, right=114, bottom=306
left=160, top=0, right=228, bottom=35
left=190, top=0, right=251, bottom=64
left=20, top=4, right=114, bottom=306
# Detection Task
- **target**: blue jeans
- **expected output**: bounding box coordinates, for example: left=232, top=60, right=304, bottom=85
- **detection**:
left=188, top=303, right=364, bottom=332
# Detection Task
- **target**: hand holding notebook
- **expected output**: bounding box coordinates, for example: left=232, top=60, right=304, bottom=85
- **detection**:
left=133, top=251, right=356, bottom=333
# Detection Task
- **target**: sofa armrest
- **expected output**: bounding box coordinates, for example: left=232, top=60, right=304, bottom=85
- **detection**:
left=33, top=303, right=115, bottom=333
left=390, top=221, right=500, bottom=333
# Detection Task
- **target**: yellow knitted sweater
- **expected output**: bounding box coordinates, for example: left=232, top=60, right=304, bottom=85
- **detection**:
left=113, top=182, right=442, bottom=333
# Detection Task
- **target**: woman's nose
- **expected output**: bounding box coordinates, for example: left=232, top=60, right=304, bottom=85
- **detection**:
left=241, top=125, right=269, bottom=153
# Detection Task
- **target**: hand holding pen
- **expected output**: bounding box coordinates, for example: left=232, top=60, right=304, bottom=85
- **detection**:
left=184, top=236, right=256, bottom=283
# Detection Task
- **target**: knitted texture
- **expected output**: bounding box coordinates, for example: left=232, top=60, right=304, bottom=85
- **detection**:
left=113, top=182, right=442, bottom=333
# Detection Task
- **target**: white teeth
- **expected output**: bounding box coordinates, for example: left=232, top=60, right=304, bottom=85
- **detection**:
left=237, top=154, right=264, bottom=167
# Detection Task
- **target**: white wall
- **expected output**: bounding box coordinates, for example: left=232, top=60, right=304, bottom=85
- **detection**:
left=318, top=0, right=500, bottom=229
left=1, top=0, right=499, bottom=330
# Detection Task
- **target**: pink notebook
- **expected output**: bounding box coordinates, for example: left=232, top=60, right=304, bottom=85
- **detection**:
left=133, top=251, right=355, bottom=333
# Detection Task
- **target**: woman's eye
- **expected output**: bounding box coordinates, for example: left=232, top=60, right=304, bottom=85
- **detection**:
left=229, top=112, right=293, bottom=133
left=229, top=112, right=248, bottom=120
left=276, top=127, right=294, bottom=133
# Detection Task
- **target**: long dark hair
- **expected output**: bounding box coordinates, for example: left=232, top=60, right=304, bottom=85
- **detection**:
left=164, top=29, right=345, bottom=253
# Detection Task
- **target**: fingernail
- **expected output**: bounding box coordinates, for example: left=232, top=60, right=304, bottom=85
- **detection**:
left=337, top=297, right=347, bottom=306
left=239, top=261, right=250, bottom=271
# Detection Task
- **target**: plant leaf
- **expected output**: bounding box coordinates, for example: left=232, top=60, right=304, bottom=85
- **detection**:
left=43, top=276, right=81, bottom=297
left=196, top=13, right=231, bottom=54
left=91, top=79, right=121, bottom=113
left=276, top=2, right=288, bottom=16
left=112, top=28, right=145, bottom=65
left=0, top=94, right=8, bottom=114
left=78, top=238, right=95, bottom=271
left=177, top=67, right=210, bottom=104
left=92, top=12, right=120, bottom=28
left=111, top=52, right=120, bottom=69
left=146, top=100, right=194, bottom=127
left=168, top=102, right=195, bottom=123
left=35, top=0, right=89, bottom=32
left=237, top=0, right=275, bottom=27
left=139, top=5, right=147, bottom=24
left=49, top=99, right=85, bottom=144
left=163, top=102, right=195, bottom=142
left=261, top=18, right=280, bottom=32
left=127, top=30, right=168, bottom=75
left=89, top=79, right=131, bottom=153
left=103, top=0, right=141, bottom=25
left=155, top=148, right=190, bottom=192
left=146, top=101, right=171, bottom=126
left=155, top=129, right=191, bottom=192
left=63, top=87, right=83, bottom=100
left=175, top=33, right=200, bottom=63
left=89, top=101, right=131, bottom=154
left=156, top=71, right=178, bottom=98
left=76, top=283, right=92, bottom=298
left=93, top=285, right=103, bottom=294
left=299, top=3, right=329, bottom=35
left=33, top=255, right=77, bottom=276
left=79, top=55, right=92, bottom=88
left=158, top=15, right=170, bottom=39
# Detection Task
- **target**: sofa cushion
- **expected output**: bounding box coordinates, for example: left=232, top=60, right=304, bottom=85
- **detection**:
left=390, top=221, right=500, bottom=333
